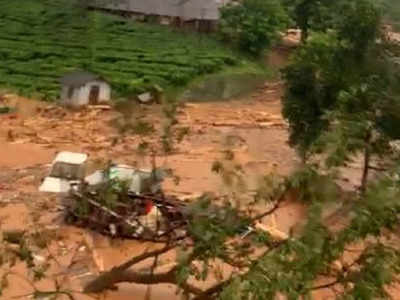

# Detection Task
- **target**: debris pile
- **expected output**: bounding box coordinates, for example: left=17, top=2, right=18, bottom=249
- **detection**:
left=180, top=103, right=287, bottom=130
left=6, top=106, right=116, bottom=150
left=38, top=151, right=186, bottom=242
left=65, top=187, right=188, bottom=242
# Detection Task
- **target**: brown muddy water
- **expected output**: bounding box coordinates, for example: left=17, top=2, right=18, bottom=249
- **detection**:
left=0, top=86, right=307, bottom=300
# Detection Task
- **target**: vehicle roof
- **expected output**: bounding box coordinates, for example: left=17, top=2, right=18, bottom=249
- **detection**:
left=53, top=151, right=88, bottom=165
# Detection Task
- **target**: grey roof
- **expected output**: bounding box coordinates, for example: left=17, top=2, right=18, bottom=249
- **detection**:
left=96, top=0, right=231, bottom=21
left=60, top=71, right=106, bottom=87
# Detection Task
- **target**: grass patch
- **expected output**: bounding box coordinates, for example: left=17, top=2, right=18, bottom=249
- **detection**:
left=0, top=0, right=249, bottom=101
left=176, top=60, right=272, bottom=102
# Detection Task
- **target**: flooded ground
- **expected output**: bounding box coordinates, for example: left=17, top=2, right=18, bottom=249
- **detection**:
left=1, top=77, right=395, bottom=299
left=0, top=80, right=306, bottom=299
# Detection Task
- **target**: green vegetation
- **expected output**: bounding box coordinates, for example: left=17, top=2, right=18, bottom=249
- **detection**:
left=0, top=106, right=11, bottom=114
left=220, top=0, right=288, bottom=56
left=282, top=0, right=389, bottom=162
left=282, top=0, right=340, bottom=42
left=380, top=0, right=400, bottom=31
left=179, top=62, right=273, bottom=101
left=0, top=0, right=245, bottom=100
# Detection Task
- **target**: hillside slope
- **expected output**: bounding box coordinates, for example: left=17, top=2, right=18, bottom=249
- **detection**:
left=0, top=0, right=246, bottom=100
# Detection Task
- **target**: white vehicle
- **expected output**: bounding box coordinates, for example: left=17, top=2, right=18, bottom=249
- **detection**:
left=39, top=152, right=88, bottom=193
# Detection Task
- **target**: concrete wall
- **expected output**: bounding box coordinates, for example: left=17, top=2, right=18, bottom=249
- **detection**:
left=60, top=85, right=85, bottom=106
left=60, top=86, right=69, bottom=101
left=60, top=80, right=111, bottom=107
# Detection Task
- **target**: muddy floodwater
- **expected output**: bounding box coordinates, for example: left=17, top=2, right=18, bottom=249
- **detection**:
left=0, top=83, right=308, bottom=299
left=0, top=81, right=377, bottom=299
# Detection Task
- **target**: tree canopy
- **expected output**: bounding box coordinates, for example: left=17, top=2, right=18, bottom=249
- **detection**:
left=220, top=0, right=288, bottom=56
left=282, top=0, right=400, bottom=168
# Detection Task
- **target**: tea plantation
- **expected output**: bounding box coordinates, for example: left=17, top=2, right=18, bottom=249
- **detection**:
left=0, top=0, right=242, bottom=100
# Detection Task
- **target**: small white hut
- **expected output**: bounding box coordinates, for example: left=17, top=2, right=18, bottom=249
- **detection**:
left=59, top=71, right=111, bottom=107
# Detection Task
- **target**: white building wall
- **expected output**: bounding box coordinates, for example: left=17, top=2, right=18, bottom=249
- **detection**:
left=98, top=81, right=111, bottom=102
left=61, top=81, right=111, bottom=107
left=59, top=85, right=85, bottom=107
left=60, top=86, right=69, bottom=101
left=76, top=86, right=90, bottom=106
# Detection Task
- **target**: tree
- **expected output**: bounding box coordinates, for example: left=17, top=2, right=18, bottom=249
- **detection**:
left=219, top=0, right=288, bottom=56
left=282, top=32, right=342, bottom=160
left=282, top=0, right=400, bottom=177
left=282, top=0, right=340, bottom=43
left=317, top=62, right=400, bottom=192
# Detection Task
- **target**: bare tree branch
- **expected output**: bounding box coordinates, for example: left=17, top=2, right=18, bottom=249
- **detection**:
left=250, top=192, right=286, bottom=223
left=84, top=243, right=177, bottom=293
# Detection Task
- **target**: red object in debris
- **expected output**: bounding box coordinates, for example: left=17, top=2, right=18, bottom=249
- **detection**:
left=145, top=200, right=154, bottom=214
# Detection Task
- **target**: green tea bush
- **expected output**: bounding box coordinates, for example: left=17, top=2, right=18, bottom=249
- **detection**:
left=0, top=0, right=242, bottom=100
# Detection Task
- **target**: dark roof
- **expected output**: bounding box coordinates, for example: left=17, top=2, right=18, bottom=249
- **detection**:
left=60, top=71, right=106, bottom=87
